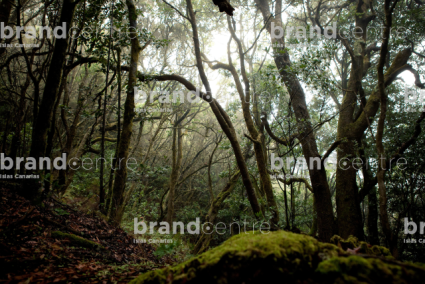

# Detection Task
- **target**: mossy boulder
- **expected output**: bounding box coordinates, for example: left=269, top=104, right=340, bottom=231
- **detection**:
left=130, top=231, right=425, bottom=284
left=316, top=255, right=425, bottom=283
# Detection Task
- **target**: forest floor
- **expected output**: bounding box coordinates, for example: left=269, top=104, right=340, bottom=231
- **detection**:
left=0, top=185, right=176, bottom=283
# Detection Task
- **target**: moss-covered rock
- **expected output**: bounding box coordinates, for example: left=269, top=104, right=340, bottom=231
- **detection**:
left=131, top=231, right=337, bottom=284
left=129, top=231, right=425, bottom=284
left=316, top=255, right=425, bottom=283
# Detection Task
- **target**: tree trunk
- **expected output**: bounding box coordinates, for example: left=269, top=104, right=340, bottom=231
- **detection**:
left=108, top=0, right=141, bottom=226
left=254, top=0, right=334, bottom=241
left=193, top=170, right=240, bottom=254
left=26, top=0, right=79, bottom=201
left=166, top=113, right=184, bottom=225
left=375, top=0, right=399, bottom=258
left=335, top=47, right=365, bottom=239
left=212, top=16, right=280, bottom=228
left=8, top=76, right=29, bottom=174
left=367, top=187, right=379, bottom=245
left=185, top=0, right=262, bottom=218
left=283, top=181, right=290, bottom=229
left=0, top=0, right=13, bottom=56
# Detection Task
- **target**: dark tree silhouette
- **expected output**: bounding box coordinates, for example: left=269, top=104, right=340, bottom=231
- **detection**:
left=212, top=0, right=235, bottom=15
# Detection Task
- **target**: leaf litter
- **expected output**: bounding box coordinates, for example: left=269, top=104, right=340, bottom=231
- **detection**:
left=0, top=187, right=176, bottom=283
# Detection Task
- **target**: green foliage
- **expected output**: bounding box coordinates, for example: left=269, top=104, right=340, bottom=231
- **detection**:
left=153, top=240, right=181, bottom=259
left=54, top=208, right=70, bottom=216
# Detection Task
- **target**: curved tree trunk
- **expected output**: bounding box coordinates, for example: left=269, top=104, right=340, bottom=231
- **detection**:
left=185, top=0, right=262, bottom=218
left=224, top=16, right=280, bottom=229
left=193, top=170, right=240, bottom=254
left=254, top=0, right=335, bottom=241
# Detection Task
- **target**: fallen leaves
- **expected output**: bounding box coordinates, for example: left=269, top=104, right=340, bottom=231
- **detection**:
left=0, top=187, right=175, bottom=283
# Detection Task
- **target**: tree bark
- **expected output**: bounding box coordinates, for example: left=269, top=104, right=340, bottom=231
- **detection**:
left=0, top=0, right=13, bottom=56
left=225, top=15, right=279, bottom=228
left=166, top=112, right=185, bottom=225
left=26, top=0, right=80, bottom=201
left=254, top=0, right=334, bottom=241
left=108, top=0, right=141, bottom=225
left=185, top=0, right=262, bottom=218
left=375, top=0, right=399, bottom=258
left=193, top=170, right=240, bottom=254
left=367, top=187, right=379, bottom=245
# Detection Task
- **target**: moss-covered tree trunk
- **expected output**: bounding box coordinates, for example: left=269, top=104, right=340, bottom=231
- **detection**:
left=108, top=0, right=141, bottom=226
left=334, top=24, right=368, bottom=239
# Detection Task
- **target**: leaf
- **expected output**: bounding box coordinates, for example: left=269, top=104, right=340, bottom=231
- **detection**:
left=54, top=208, right=69, bottom=216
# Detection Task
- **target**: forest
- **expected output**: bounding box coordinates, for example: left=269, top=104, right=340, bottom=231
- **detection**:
left=0, top=0, right=425, bottom=282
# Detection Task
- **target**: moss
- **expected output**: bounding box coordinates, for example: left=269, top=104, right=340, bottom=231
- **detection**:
left=316, top=256, right=425, bottom=283
left=51, top=231, right=105, bottom=250
left=330, top=235, right=392, bottom=258
left=130, top=231, right=342, bottom=284
left=130, top=231, right=425, bottom=284
left=94, top=210, right=108, bottom=221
